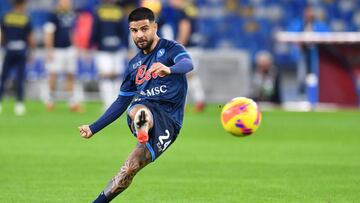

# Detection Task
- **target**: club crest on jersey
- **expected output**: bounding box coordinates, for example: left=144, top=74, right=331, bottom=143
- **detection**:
left=135, top=65, right=165, bottom=85
left=132, top=61, right=142, bottom=69
left=157, top=48, right=165, bottom=58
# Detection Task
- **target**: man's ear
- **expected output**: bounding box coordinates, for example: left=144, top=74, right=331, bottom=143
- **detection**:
left=153, top=22, right=158, bottom=31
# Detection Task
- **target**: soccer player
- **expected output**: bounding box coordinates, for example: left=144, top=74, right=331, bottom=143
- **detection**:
left=78, top=7, right=193, bottom=203
left=0, top=0, right=34, bottom=115
left=90, top=0, right=128, bottom=111
left=43, top=0, right=83, bottom=112
left=157, top=0, right=206, bottom=112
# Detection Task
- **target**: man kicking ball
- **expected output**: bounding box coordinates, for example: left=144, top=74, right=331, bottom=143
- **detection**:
left=78, top=7, right=193, bottom=203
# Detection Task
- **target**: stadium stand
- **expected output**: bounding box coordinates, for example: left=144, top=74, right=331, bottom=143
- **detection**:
left=1, top=0, right=359, bottom=104
left=2, top=0, right=359, bottom=70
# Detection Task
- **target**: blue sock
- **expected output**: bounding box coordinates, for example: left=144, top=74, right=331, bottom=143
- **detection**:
left=93, top=191, right=108, bottom=203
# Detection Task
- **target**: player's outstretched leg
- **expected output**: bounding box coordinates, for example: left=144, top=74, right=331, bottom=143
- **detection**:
left=92, top=143, right=152, bottom=203
left=92, top=106, right=153, bottom=203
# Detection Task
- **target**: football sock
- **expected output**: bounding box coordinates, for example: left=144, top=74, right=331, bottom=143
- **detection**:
left=93, top=191, right=108, bottom=203
left=69, top=82, right=84, bottom=106
left=15, top=64, right=25, bottom=102
left=99, top=79, right=115, bottom=111
left=40, top=79, right=52, bottom=105
left=189, top=76, right=205, bottom=103
left=112, top=79, right=122, bottom=97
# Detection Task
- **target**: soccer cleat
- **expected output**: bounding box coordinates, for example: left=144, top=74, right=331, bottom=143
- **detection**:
left=46, top=102, right=55, bottom=112
left=69, top=103, right=84, bottom=113
left=135, top=110, right=149, bottom=144
left=194, top=102, right=206, bottom=113
left=137, top=129, right=148, bottom=144
left=14, top=103, right=26, bottom=116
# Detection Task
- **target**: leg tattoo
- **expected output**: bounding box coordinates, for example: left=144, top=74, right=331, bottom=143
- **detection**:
left=103, top=143, right=151, bottom=201
left=95, top=106, right=154, bottom=202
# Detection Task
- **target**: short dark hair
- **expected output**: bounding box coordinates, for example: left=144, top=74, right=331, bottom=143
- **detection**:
left=128, top=7, right=155, bottom=23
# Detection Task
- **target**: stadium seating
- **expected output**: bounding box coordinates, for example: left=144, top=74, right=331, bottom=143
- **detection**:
left=1, top=0, right=360, bottom=75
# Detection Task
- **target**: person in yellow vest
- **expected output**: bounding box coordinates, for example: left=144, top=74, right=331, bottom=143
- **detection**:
left=156, top=0, right=207, bottom=112
left=0, top=0, right=35, bottom=115
left=90, top=0, right=128, bottom=111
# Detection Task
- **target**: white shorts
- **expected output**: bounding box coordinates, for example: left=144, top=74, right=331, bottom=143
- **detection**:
left=46, top=47, right=77, bottom=74
left=94, top=50, right=126, bottom=75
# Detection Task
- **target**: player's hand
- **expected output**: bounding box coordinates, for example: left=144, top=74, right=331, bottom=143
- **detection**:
left=78, top=125, right=93, bottom=139
left=149, top=62, right=171, bottom=76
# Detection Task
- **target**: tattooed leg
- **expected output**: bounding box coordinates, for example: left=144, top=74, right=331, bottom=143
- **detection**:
left=93, top=106, right=154, bottom=202
left=103, top=143, right=152, bottom=201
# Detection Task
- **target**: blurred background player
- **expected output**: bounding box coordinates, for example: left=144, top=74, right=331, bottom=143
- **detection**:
left=287, top=5, right=330, bottom=95
left=42, top=0, right=83, bottom=112
left=90, top=0, right=128, bottom=111
left=148, top=0, right=206, bottom=112
left=251, top=51, right=281, bottom=104
left=0, top=0, right=34, bottom=115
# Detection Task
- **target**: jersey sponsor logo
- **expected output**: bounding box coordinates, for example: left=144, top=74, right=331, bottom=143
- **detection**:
left=97, top=6, right=123, bottom=21
left=132, top=61, right=142, bottom=69
left=57, top=12, right=75, bottom=28
left=157, top=48, right=165, bottom=58
left=140, top=85, right=167, bottom=97
left=157, top=130, right=171, bottom=152
left=4, top=13, right=28, bottom=27
left=135, top=65, right=165, bottom=85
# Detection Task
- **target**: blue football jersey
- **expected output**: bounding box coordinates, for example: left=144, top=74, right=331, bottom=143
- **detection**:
left=0, top=11, right=32, bottom=55
left=157, top=6, right=187, bottom=41
left=157, top=5, right=200, bottom=47
left=90, top=4, right=128, bottom=51
left=120, top=39, right=191, bottom=127
left=48, top=9, right=76, bottom=48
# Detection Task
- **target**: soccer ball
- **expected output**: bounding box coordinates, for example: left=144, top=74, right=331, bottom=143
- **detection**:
left=220, top=97, right=261, bottom=137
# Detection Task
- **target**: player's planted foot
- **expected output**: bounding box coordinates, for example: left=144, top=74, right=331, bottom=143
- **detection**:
left=46, top=102, right=55, bottom=112
left=69, top=103, right=84, bottom=113
left=14, top=102, right=26, bottom=116
left=195, top=102, right=206, bottom=113
left=135, top=110, right=149, bottom=144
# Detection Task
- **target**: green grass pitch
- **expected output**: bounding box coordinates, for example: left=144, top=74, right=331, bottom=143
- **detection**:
left=1, top=101, right=360, bottom=203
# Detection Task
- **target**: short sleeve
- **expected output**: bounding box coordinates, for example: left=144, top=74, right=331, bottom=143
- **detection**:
left=0, top=14, right=6, bottom=30
left=119, top=66, right=136, bottom=96
left=178, top=10, right=188, bottom=22
left=0, top=16, right=4, bottom=29
left=25, top=18, right=33, bottom=35
left=167, top=43, right=191, bottom=64
left=44, top=12, right=56, bottom=33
